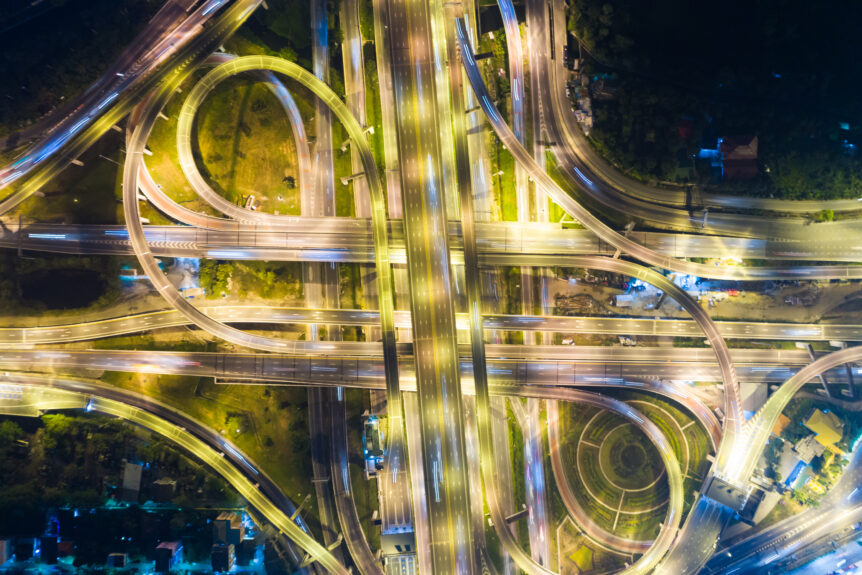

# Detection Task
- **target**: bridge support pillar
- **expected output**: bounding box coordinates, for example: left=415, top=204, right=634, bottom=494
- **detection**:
left=505, top=506, right=529, bottom=524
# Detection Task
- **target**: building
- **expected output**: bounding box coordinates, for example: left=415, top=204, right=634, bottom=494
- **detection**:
left=57, top=541, right=74, bottom=558
left=211, top=543, right=235, bottom=573
left=235, top=538, right=257, bottom=566
left=0, top=540, right=10, bottom=565
left=213, top=512, right=244, bottom=546
left=107, top=553, right=128, bottom=568
left=121, top=461, right=143, bottom=502
left=39, top=536, right=57, bottom=564
left=612, top=294, right=634, bottom=308
left=772, top=413, right=791, bottom=437
left=381, top=530, right=416, bottom=556
left=793, top=434, right=826, bottom=464
left=152, top=477, right=176, bottom=503
left=382, top=530, right=417, bottom=575
left=803, top=408, right=844, bottom=450
left=704, top=476, right=750, bottom=511
left=720, top=135, right=759, bottom=180
left=14, top=538, right=39, bottom=562
left=363, top=415, right=384, bottom=477
left=180, top=287, right=204, bottom=299
left=154, top=541, right=183, bottom=573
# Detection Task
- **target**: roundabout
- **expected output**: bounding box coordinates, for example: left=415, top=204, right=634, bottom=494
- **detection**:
left=559, top=391, right=713, bottom=546
left=571, top=407, right=670, bottom=540
left=598, top=422, right=666, bottom=493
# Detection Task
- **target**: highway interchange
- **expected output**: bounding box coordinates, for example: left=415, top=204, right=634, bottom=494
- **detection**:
left=2, top=0, right=862, bottom=574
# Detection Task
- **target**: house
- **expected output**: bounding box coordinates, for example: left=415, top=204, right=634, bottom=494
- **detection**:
left=57, top=541, right=74, bottom=558
left=793, top=434, right=825, bottom=464
left=152, top=477, right=176, bottom=503
left=803, top=408, right=844, bottom=450
left=213, top=512, right=244, bottom=546
left=211, top=544, right=235, bottom=573
left=678, top=117, right=695, bottom=141
left=720, top=135, right=759, bottom=180
left=13, top=538, right=39, bottom=562
left=772, top=413, right=791, bottom=437
left=107, top=553, right=128, bottom=568
left=154, top=541, right=183, bottom=573
left=121, top=461, right=143, bottom=502
left=39, top=536, right=57, bottom=564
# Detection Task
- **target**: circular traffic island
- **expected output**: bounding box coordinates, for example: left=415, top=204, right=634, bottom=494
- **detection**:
left=561, top=404, right=670, bottom=542
left=599, top=423, right=665, bottom=491
left=192, top=76, right=302, bottom=215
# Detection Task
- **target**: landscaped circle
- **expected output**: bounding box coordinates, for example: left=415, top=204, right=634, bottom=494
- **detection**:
left=621, top=444, right=644, bottom=469
left=599, top=423, right=664, bottom=491
left=568, top=407, right=670, bottom=526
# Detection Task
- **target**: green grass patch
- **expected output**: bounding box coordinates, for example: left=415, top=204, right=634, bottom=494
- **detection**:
left=100, top=372, right=318, bottom=535
left=194, top=77, right=300, bottom=215
left=13, top=135, right=123, bottom=225
left=570, top=543, right=594, bottom=571
left=345, top=389, right=379, bottom=550
left=507, top=400, right=530, bottom=548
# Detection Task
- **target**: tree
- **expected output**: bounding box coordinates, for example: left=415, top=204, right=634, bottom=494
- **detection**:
left=815, top=209, right=834, bottom=222
left=811, top=454, right=824, bottom=474
left=0, top=420, right=22, bottom=445
left=225, top=414, right=246, bottom=436
left=41, top=413, right=75, bottom=450
left=68, top=489, right=103, bottom=509
left=199, top=259, right=217, bottom=294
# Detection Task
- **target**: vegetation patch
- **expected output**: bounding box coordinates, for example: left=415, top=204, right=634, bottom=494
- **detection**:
left=0, top=254, right=120, bottom=314
left=195, top=77, right=300, bottom=215
left=598, top=424, right=663, bottom=490
left=568, top=1, right=862, bottom=200
left=0, top=0, right=159, bottom=137
left=0, top=412, right=241, bottom=543
left=20, top=268, right=105, bottom=309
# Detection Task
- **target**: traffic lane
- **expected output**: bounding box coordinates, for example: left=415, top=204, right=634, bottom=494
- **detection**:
left=387, top=0, right=475, bottom=571
left=0, top=348, right=845, bottom=388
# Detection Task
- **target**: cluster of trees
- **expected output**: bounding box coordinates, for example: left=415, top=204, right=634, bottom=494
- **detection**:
left=199, top=259, right=305, bottom=300
left=276, top=395, right=312, bottom=477
left=199, top=259, right=232, bottom=298
left=0, top=413, right=244, bottom=539
left=478, top=29, right=513, bottom=105
left=790, top=487, right=820, bottom=507
left=568, top=0, right=862, bottom=199
left=791, top=452, right=848, bottom=507
left=0, top=0, right=158, bottom=135
left=0, top=0, right=347, bottom=134
left=0, top=253, right=120, bottom=312
left=763, top=436, right=783, bottom=483
left=0, top=414, right=130, bottom=536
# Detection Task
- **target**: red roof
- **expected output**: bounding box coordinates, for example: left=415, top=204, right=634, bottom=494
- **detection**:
left=156, top=541, right=181, bottom=553
left=678, top=118, right=694, bottom=141
left=720, top=135, right=758, bottom=160
left=721, top=135, right=758, bottom=179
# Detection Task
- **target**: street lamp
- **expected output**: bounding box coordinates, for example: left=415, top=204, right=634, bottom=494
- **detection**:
left=340, top=126, right=375, bottom=152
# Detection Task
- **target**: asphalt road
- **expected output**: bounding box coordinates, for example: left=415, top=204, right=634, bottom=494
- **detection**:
left=386, top=0, right=474, bottom=570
